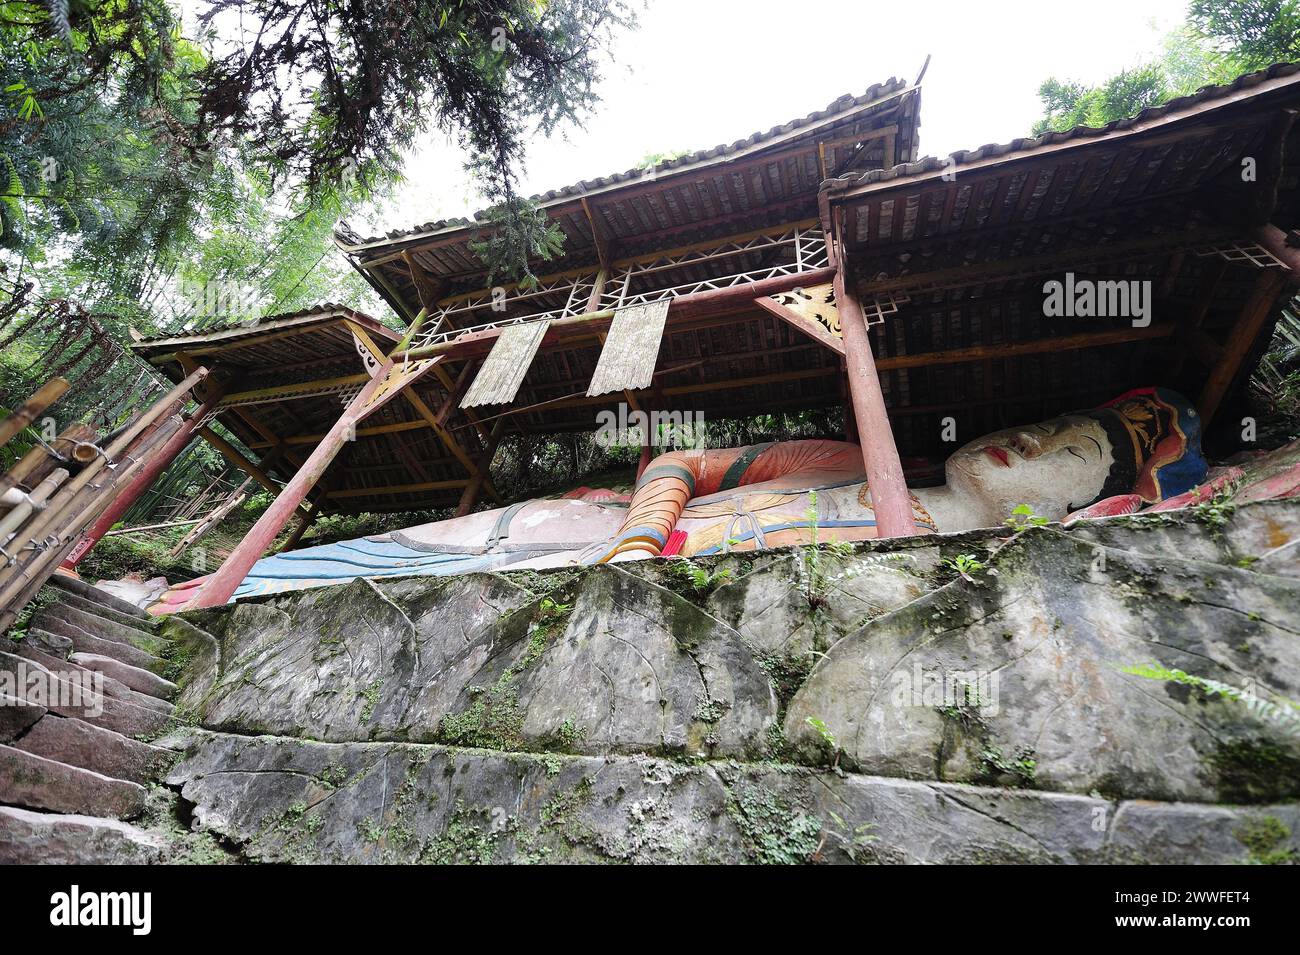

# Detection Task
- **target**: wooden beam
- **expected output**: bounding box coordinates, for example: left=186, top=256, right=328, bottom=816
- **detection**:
left=326, top=479, right=469, bottom=499
left=1197, top=268, right=1287, bottom=424
left=401, top=389, right=504, bottom=506
left=197, top=427, right=283, bottom=497
left=219, top=372, right=372, bottom=406
left=247, top=418, right=430, bottom=449
left=455, top=420, right=505, bottom=517
left=582, top=198, right=611, bottom=269
left=398, top=267, right=839, bottom=363
left=277, top=497, right=321, bottom=553
left=753, top=293, right=845, bottom=355
left=401, top=251, right=446, bottom=315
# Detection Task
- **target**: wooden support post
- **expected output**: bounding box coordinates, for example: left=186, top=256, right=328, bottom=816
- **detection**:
left=277, top=497, right=321, bottom=554
left=637, top=442, right=654, bottom=481
left=840, top=360, right=857, bottom=442
left=833, top=266, right=914, bottom=539
left=454, top=420, right=505, bottom=517
left=1197, top=267, right=1288, bottom=424
left=184, top=362, right=392, bottom=610
left=62, top=383, right=228, bottom=568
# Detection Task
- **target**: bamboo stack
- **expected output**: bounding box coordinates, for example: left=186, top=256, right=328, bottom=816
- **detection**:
left=0, top=368, right=207, bottom=633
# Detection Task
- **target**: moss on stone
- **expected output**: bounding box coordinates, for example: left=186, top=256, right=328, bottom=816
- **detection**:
left=1234, top=815, right=1297, bottom=865
left=1208, top=738, right=1300, bottom=804
left=725, top=782, right=822, bottom=865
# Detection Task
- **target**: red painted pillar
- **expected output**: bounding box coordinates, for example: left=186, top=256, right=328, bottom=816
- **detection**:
left=833, top=267, right=914, bottom=538
left=62, top=383, right=226, bottom=569
left=184, top=362, right=392, bottom=610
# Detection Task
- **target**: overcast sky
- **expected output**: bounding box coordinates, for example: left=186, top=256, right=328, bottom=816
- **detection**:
left=357, top=0, right=1191, bottom=233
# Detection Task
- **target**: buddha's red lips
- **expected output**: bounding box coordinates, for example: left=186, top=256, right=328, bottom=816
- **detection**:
left=984, top=446, right=1010, bottom=467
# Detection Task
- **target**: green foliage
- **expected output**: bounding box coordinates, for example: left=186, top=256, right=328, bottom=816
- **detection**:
left=469, top=198, right=566, bottom=287
left=942, top=553, right=986, bottom=582
left=1030, top=18, right=1258, bottom=136
left=1190, top=0, right=1300, bottom=68
left=1235, top=815, right=1298, bottom=864
left=1032, top=65, right=1170, bottom=135
left=197, top=0, right=635, bottom=282
left=805, top=716, right=836, bottom=751
left=1118, top=663, right=1300, bottom=736
left=979, top=745, right=1038, bottom=787
left=1004, top=504, right=1050, bottom=531
left=5, top=584, right=59, bottom=642
left=1189, top=483, right=1239, bottom=534
left=726, top=783, right=823, bottom=865
left=664, top=557, right=730, bottom=597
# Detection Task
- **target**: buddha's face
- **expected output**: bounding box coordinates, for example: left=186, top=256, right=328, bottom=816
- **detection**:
left=945, top=413, right=1116, bottom=520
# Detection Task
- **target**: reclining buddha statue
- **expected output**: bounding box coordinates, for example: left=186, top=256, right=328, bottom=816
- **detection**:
left=151, top=386, right=1298, bottom=609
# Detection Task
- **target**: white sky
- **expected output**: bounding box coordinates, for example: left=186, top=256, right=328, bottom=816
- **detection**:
left=360, top=0, right=1191, bottom=232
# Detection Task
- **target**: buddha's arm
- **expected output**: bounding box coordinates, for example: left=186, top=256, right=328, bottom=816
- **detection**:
left=585, top=440, right=864, bottom=563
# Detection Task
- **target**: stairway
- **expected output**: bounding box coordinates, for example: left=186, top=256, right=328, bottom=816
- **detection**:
left=0, top=574, right=180, bottom=863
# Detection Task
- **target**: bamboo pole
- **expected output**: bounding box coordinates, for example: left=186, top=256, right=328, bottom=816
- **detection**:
left=104, top=517, right=206, bottom=537
left=168, top=477, right=251, bottom=558
left=63, top=382, right=229, bottom=568
left=1, top=366, right=207, bottom=568
left=0, top=424, right=95, bottom=496
left=0, top=378, right=69, bottom=449
left=0, top=468, right=67, bottom=545
left=0, top=414, right=184, bottom=626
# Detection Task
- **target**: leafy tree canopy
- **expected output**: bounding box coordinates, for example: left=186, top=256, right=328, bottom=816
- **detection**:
left=1, top=0, right=636, bottom=312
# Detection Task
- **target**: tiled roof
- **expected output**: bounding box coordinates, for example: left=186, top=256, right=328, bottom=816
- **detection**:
left=820, top=62, right=1300, bottom=197
left=335, top=77, right=914, bottom=251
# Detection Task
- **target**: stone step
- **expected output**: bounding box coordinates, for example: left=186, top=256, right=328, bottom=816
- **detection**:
left=47, top=573, right=153, bottom=620
left=0, top=744, right=146, bottom=819
left=0, top=693, right=45, bottom=743
left=40, top=604, right=167, bottom=655
left=21, top=628, right=72, bottom=658
left=0, top=651, right=172, bottom=739
left=28, top=618, right=166, bottom=674
left=70, top=652, right=177, bottom=701
left=0, top=805, right=164, bottom=863
left=51, top=589, right=158, bottom=634
left=9, top=642, right=174, bottom=715
left=14, top=714, right=174, bottom=785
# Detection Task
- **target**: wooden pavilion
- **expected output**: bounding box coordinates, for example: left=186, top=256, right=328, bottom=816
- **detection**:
left=101, top=64, right=1300, bottom=609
